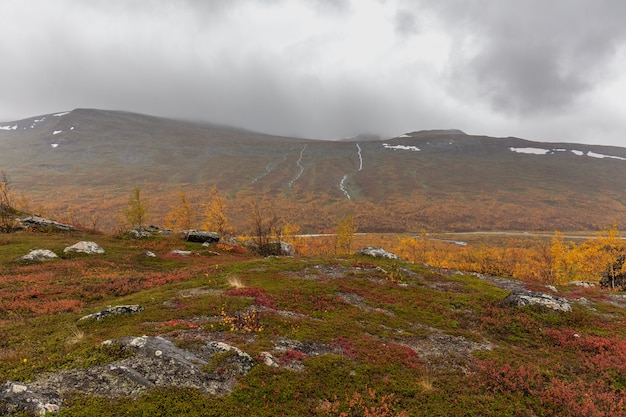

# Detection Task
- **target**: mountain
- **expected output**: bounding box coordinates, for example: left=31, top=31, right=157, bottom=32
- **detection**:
left=2, top=108, right=626, bottom=232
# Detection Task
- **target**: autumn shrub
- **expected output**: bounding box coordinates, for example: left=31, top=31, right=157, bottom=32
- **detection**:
left=317, top=389, right=409, bottom=417
left=220, top=305, right=264, bottom=333
left=227, top=287, right=276, bottom=309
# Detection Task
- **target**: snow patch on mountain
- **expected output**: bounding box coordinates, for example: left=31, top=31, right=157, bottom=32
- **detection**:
left=587, top=151, right=626, bottom=161
left=383, top=143, right=421, bottom=152
left=0, top=125, right=17, bottom=131
left=511, top=147, right=626, bottom=161
left=53, top=112, right=70, bottom=117
left=53, top=130, right=62, bottom=135
left=510, top=147, right=550, bottom=155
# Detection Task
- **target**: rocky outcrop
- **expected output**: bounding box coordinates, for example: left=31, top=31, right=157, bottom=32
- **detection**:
left=502, top=291, right=572, bottom=312
left=79, top=305, right=144, bottom=321
left=18, top=215, right=74, bottom=231
left=183, top=230, right=220, bottom=244
left=63, top=241, right=105, bottom=255
left=19, top=249, right=58, bottom=262
left=0, top=336, right=254, bottom=416
left=357, top=247, right=400, bottom=260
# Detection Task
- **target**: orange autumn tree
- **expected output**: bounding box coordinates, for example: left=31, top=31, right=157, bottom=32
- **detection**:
left=165, top=191, right=196, bottom=232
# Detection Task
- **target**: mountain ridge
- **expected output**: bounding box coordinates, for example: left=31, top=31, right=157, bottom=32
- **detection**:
left=1, top=109, right=626, bottom=232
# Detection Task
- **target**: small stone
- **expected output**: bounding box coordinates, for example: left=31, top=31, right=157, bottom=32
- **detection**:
left=260, top=352, right=279, bottom=367
left=155, top=350, right=163, bottom=357
left=10, top=384, right=28, bottom=394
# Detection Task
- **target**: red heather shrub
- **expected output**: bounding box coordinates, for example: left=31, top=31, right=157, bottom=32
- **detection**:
left=541, top=378, right=626, bottom=417
left=279, top=348, right=307, bottom=364
left=227, top=287, right=276, bottom=308
left=331, top=335, right=421, bottom=369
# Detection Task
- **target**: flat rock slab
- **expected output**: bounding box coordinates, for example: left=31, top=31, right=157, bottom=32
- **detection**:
left=18, top=216, right=74, bottom=231
left=502, top=291, right=572, bottom=312
left=0, top=336, right=254, bottom=416
left=63, top=241, right=105, bottom=254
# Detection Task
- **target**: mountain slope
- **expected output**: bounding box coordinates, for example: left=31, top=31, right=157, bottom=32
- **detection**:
left=1, top=109, right=626, bottom=232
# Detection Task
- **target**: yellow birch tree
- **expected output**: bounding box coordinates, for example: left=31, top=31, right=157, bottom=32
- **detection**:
left=124, top=187, right=149, bottom=229
left=202, top=186, right=229, bottom=235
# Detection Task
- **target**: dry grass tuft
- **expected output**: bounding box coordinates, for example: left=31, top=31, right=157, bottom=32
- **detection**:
left=417, top=371, right=434, bottom=392
left=226, top=274, right=245, bottom=289
left=65, top=323, right=85, bottom=346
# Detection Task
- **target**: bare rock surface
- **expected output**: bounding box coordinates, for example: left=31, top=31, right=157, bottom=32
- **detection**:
left=0, top=335, right=254, bottom=416
left=399, top=326, right=492, bottom=371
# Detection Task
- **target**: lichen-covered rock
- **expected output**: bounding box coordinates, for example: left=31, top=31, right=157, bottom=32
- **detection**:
left=0, top=336, right=255, bottom=415
left=63, top=241, right=105, bottom=254
left=357, top=247, right=400, bottom=260
left=78, top=305, right=144, bottom=321
left=0, top=381, right=61, bottom=416
left=502, top=291, right=572, bottom=312
left=19, top=249, right=58, bottom=262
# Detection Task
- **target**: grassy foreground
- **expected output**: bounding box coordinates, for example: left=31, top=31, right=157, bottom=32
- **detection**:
left=1, top=231, right=626, bottom=416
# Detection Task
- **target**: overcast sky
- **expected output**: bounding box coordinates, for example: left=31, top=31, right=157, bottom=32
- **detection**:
left=1, top=0, right=625, bottom=146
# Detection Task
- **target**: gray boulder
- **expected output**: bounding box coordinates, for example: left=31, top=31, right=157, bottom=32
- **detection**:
left=19, top=249, right=58, bottom=262
left=502, top=291, right=572, bottom=312
left=63, top=241, right=105, bottom=255
left=357, top=247, right=400, bottom=260
left=183, top=230, right=220, bottom=244
left=18, top=215, right=74, bottom=231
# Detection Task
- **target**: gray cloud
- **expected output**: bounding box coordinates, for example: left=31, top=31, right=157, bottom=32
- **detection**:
left=0, top=0, right=625, bottom=146
left=421, top=0, right=626, bottom=115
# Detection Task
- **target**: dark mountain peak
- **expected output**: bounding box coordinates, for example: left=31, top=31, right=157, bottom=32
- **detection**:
left=395, top=129, right=467, bottom=139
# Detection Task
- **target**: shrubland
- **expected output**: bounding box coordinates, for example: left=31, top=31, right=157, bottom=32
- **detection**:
left=2, top=223, right=626, bottom=416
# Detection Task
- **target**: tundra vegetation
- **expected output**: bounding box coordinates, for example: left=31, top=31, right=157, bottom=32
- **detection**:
left=2, top=186, right=626, bottom=415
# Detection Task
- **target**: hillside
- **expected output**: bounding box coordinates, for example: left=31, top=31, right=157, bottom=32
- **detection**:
left=2, top=109, right=626, bottom=232
left=1, top=230, right=626, bottom=416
